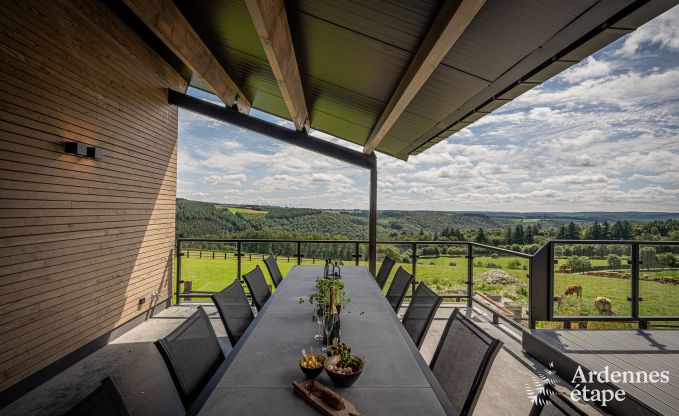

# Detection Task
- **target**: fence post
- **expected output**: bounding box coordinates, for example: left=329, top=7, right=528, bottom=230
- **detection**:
left=466, top=243, right=474, bottom=307
left=296, top=242, right=302, bottom=265
left=212, top=251, right=215, bottom=259
left=176, top=240, right=182, bottom=305
left=199, top=250, right=202, bottom=258
left=183, top=280, right=192, bottom=302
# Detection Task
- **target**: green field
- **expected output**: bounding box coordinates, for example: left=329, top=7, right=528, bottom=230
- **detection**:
left=179, top=253, right=679, bottom=325
left=223, top=207, right=268, bottom=216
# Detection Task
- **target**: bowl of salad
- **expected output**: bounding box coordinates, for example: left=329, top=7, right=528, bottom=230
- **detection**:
left=324, top=351, right=364, bottom=387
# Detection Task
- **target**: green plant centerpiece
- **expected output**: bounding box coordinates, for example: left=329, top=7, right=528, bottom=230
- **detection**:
left=308, top=277, right=350, bottom=308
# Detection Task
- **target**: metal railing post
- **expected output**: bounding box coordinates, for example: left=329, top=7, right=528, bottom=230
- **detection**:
left=176, top=239, right=182, bottom=305
left=354, top=242, right=360, bottom=266
left=466, top=243, right=473, bottom=307
left=236, top=241, right=243, bottom=281
left=296, top=242, right=302, bottom=265
left=631, top=242, right=641, bottom=326
left=411, top=242, right=418, bottom=296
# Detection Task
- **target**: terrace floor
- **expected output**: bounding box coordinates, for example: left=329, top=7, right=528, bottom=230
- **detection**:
left=3, top=303, right=580, bottom=416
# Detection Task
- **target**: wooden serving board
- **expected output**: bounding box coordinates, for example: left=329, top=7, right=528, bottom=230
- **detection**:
left=292, top=379, right=360, bottom=416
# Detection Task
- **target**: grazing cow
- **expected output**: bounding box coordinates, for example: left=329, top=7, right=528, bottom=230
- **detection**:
left=553, top=295, right=563, bottom=308
left=673, top=278, right=679, bottom=285
left=594, top=296, right=613, bottom=316
left=642, top=274, right=649, bottom=280
left=565, top=285, right=582, bottom=298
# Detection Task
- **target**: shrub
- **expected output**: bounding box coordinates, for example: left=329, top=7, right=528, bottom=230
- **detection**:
left=506, top=259, right=522, bottom=270
left=402, top=256, right=410, bottom=264
left=448, top=262, right=457, bottom=267
left=483, top=262, right=503, bottom=269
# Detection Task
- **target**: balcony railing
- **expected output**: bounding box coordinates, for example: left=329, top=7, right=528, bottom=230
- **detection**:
left=175, top=238, right=679, bottom=329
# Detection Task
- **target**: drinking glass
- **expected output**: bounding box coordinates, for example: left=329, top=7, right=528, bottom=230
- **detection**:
left=314, top=300, right=325, bottom=341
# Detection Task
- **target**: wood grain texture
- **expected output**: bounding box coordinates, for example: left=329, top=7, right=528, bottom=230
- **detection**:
left=0, top=0, right=184, bottom=391
left=122, top=0, right=252, bottom=112
left=363, top=0, right=485, bottom=154
left=246, top=0, right=309, bottom=131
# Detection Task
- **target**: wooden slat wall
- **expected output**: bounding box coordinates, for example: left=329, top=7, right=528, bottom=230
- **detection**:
left=0, top=0, right=187, bottom=391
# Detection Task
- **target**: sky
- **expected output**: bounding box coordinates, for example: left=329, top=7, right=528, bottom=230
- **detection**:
left=177, top=6, right=679, bottom=212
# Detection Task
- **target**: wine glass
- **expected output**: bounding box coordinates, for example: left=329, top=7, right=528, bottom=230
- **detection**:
left=313, top=300, right=325, bottom=341
left=321, top=306, right=336, bottom=352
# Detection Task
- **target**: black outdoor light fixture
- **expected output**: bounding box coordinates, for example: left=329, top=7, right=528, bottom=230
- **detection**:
left=86, top=146, right=102, bottom=159
left=64, top=141, right=102, bottom=159
left=64, top=141, right=87, bottom=156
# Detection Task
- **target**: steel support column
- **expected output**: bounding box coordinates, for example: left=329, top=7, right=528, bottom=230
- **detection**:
left=368, top=155, right=377, bottom=275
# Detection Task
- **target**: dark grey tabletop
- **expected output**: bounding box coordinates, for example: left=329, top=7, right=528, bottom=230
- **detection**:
left=197, top=265, right=456, bottom=415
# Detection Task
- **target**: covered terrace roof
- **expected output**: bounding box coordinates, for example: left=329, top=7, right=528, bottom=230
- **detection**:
left=121, top=0, right=675, bottom=160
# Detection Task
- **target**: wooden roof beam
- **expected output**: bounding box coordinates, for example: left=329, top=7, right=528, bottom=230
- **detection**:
left=245, top=0, right=310, bottom=131
left=363, top=0, right=485, bottom=154
left=122, top=0, right=251, bottom=112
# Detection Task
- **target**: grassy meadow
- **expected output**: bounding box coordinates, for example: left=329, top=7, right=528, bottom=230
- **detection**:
left=178, top=251, right=679, bottom=325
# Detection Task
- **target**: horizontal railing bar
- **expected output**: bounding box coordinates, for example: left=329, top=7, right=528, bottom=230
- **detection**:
left=553, top=316, right=679, bottom=321
left=551, top=240, right=679, bottom=245
left=467, top=243, right=532, bottom=258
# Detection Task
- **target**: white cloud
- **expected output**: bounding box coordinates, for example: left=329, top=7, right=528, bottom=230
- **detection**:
left=203, top=174, right=247, bottom=186
left=560, top=57, right=612, bottom=83
left=616, top=6, right=679, bottom=57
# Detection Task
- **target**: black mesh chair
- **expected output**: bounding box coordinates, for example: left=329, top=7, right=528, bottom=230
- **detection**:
left=386, top=267, right=414, bottom=313
left=155, top=306, right=225, bottom=410
left=263, top=255, right=284, bottom=288
left=374, top=256, right=396, bottom=289
left=430, top=308, right=503, bottom=416
left=64, top=377, right=129, bottom=416
left=242, top=265, right=271, bottom=311
left=530, top=383, right=595, bottom=416
left=402, top=282, right=443, bottom=348
left=211, top=279, right=255, bottom=347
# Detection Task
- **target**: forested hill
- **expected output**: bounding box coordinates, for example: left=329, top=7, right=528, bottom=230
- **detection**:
left=176, top=199, right=509, bottom=240
left=176, top=199, right=679, bottom=243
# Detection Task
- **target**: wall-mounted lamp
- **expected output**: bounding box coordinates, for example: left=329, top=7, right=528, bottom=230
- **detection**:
left=87, top=146, right=102, bottom=159
left=64, top=142, right=102, bottom=159
left=64, top=141, right=86, bottom=156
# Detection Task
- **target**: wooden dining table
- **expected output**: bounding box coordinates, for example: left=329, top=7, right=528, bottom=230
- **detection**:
left=195, top=265, right=457, bottom=415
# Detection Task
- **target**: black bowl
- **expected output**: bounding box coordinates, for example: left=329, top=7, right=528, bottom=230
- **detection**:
left=324, top=354, right=364, bottom=388
left=299, top=354, right=325, bottom=379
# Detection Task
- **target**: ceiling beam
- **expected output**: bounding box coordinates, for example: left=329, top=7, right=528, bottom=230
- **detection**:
left=122, top=0, right=251, bottom=112
left=168, top=90, right=374, bottom=170
left=245, top=0, right=309, bottom=131
left=362, top=0, right=485, bottom=154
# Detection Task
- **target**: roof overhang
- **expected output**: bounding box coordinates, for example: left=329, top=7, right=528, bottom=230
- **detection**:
left=116, top=0, right=678, bottom=160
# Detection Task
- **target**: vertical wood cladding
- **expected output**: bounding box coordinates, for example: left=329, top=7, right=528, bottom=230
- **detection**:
left=0, top=0, right=186, bottom=390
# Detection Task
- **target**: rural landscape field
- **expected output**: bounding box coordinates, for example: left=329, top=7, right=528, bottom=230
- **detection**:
left=177, top=199, right=679, bottom=327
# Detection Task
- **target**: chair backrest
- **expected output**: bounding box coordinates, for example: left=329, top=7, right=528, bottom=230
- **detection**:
left=211, top=280, right=255, bottom=346
left=529, top=383, right=594, bottom=416
left=154, top=306, right=225, bottom=410
left=242, top=265, right=271, bottom=311
left=402, top=282, right=443, bottom=348
left=263, top=255, right=284, bottom=288
left=430, top=308, right=503, bottom=416
left=374, top=256, right=396, bottom=289
left=386, top=267, right=414, bottom=313
left=64, top=377, right=129, bottom=416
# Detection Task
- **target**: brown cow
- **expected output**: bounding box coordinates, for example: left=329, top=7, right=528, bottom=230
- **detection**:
left=594, top=296, right=613, bottom=316
left=553, top=295, right=563, bottom=308
left=660, top=276, right=674, bottom=284
left=565, top=285, right=582, bottom=298
left=673, top=278, right=679, bottom=285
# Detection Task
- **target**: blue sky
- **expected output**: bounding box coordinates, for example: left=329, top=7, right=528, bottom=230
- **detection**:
left=177, top=6, right=679, bottom=212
